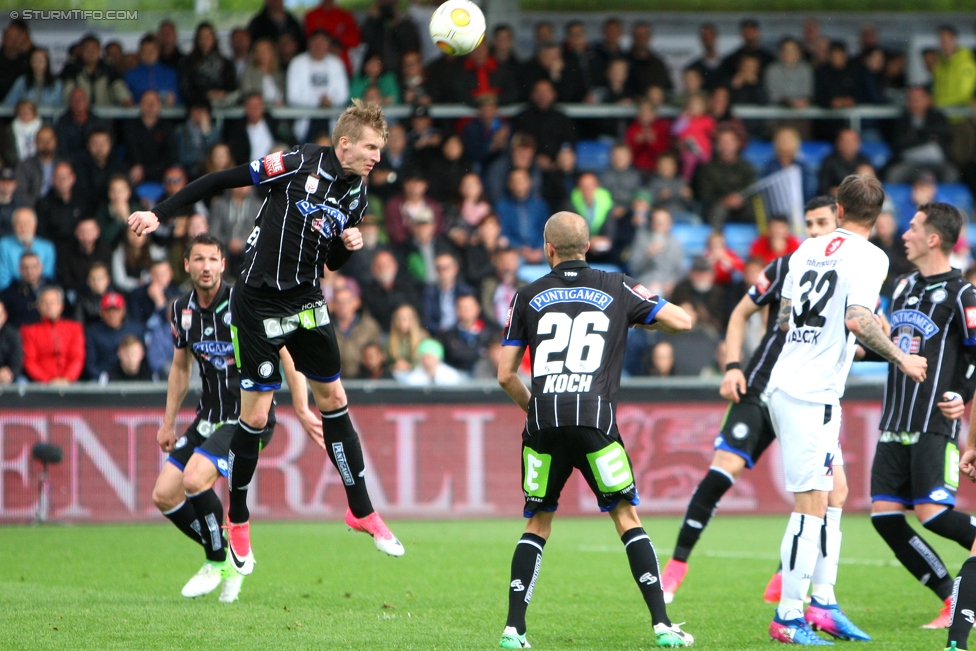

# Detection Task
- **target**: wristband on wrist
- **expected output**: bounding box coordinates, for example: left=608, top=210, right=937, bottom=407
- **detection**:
left=725, top=361, right=742, bottom=372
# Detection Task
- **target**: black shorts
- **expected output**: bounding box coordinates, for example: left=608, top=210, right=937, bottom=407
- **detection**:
left=167, top=413, right=275, bottom=477
left=712, top=391, right=777, bottom=469
left=521, top=426, right=639, bottom=517
left=230, top=283, right=341, bottom=391
left=871, top=430, right=960, bottom=507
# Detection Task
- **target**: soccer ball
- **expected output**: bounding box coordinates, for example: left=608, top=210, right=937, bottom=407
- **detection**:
left=428, top=0, right=486, bottom=57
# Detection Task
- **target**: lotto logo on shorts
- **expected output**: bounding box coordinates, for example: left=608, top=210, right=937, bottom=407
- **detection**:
left=264, top=151, right=285, bottom=176
left=966, top=307, right=976, bottom=329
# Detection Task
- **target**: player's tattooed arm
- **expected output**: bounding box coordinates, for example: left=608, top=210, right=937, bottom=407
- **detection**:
left=846, top=304, right=927, bottom=383
left=777, top=298, right=792, bottom=331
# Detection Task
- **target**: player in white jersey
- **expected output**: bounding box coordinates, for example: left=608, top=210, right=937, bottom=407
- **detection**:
left=766, top=175, right=929, bottom=645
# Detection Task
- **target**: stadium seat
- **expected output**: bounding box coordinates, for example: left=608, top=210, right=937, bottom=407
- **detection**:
left=742, top=141, right=774, bottom=172
left=723, top=223, right=759, bottom=259
left=672, top=223, right=712, bottom=258
left=936, top=183, right=974, bottom=217
left=860, top=142, right=892, bottom=170
left=883, top=183, right=914, bottom=229
left=516, top=262, right=621, bottom=283
left=800, top=141, right=833, bottom=171
left=575, top=140, right=611, bottom=172
left=135, top=181, right=165, bottom=205
left=517, top=264, right=551, bottom=283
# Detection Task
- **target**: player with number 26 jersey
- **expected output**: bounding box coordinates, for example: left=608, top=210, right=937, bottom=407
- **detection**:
left=502, top=261, right=667, bottom=438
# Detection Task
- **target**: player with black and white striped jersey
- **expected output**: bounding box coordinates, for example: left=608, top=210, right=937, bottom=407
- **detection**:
left=496, top=212, right=695, bottom=649
left=130, top=101, right=404, bottom=579
left=765, top=175, right=928, bottom=645
left=867, top=202, right=976, bottom=630
left=150, top=234, right=322, bottom=602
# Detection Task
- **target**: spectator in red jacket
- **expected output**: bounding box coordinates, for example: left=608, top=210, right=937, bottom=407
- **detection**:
left=703, top=230, right=745, bottom=285
left=303, top=0, right=360, bottom=75
left=748, top=213, right=800, bottom=263
left=625, top=98, right=672, bottom=172
left=21, top=284, right=85, bottom=383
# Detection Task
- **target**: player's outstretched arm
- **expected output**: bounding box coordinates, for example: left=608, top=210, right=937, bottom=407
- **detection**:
left=720, top=294, right=763, bottom=402
left=129, top=165, right=254, bottom=236
left=498, top=344, right=530, bottom=413
left=643, top=302, right=692, bottom=334
left=845, top=304, right=927, bottom=383
left=158, top=346, right=192, bottom=453
left=280, top=347, right=325, bottom=449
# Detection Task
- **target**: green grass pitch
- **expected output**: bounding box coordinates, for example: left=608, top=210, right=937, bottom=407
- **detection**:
left=0, top=514, right=967, bottom=650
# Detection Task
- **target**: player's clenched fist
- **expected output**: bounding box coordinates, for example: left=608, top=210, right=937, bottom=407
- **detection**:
left=960, top=449, right=976, bottom=482
left=719, top=368, right=746, bottom=403
left=128, top=211, right=160, bottom=235
left=341, top=227, right=363, bottom=251
left=898, top=354, right=927, bottom=383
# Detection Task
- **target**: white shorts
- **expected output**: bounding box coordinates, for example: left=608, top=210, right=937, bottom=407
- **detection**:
left=766, top=389, right=842, bottom=493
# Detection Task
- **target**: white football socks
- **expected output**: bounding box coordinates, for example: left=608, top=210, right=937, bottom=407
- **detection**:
left=778, top=512, right=821, bottom=621
left=811, top=506, right=842, bottom=606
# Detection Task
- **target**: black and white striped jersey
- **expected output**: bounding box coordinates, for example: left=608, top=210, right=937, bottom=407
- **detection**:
left=242, top=144, right=369, bottom=290
left=879, top=269, right=976, bottom=437
left=171, top=283, right=239, bottom=423
left=502, top=260, right=667, bottom=437
left=742, top=253, right=791, bottom=394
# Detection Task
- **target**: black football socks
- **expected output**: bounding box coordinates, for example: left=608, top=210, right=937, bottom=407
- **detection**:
left=623, top=527, right=671, bottom=627
left=506, top=533, right=546, bottom=635
left=162, top=499, right=203, bottom=546
left=188, top=488, right=227, bottom=563
left=227, top=420, right=265, bottom=523
left=948, top=557, right=976, bottom=650
left=673, top=467, right=734, bottom=562
left=873, top=512, right=954, bottom=600
left=322, top=407, right=374, bottom=518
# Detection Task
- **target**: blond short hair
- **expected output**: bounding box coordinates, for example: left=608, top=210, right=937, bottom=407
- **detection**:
left=332, top=99, right=389, bottom=145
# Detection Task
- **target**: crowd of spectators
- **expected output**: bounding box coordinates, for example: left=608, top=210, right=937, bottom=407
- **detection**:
left=1, top=5, right=976, bottom=386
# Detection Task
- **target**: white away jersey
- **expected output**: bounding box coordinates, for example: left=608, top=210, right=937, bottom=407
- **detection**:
left=765, top=228, right=889, bottom=403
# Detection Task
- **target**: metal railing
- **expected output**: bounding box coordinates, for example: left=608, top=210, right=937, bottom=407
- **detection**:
left=0, top=103, right=970, bottom=133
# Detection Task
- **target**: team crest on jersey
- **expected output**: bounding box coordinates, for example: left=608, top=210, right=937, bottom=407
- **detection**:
left=894, top=327, right=921, bottom=354
left=350, top=199, right=359, bottom=210
left=890, top=310, right=937, bottom=353
left=181, top=309, right=193, bottom=331
left=263, top=151, right=285, bottom=177
left=755, top=271, right=771, bottom=294
left=192, top=341, right=236, bottom=370
left=930, top=288, right=948, bottom=304
left=305, top=175, right=319, bottom=194
left=825, top=236, right=845, bottom=256
left=223, top=312, right=232, bottom=325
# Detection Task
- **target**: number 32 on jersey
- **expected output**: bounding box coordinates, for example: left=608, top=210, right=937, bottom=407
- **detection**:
left=534, top=312, right=608, bottom=393
left=789, top=269, right=837, bottom=343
